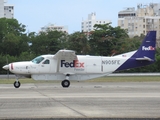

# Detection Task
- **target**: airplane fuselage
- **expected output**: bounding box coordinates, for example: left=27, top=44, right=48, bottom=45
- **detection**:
left=7, top=51, right=153, bottom=81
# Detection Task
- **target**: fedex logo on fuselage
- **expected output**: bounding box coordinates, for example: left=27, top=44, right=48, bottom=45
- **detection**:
left=142, top=46, right=155, bottom=51
left=61, top=60, right=84, bottom=68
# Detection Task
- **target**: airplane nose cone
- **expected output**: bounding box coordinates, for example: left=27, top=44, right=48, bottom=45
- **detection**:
left=2, top=65, right=9, bottom=70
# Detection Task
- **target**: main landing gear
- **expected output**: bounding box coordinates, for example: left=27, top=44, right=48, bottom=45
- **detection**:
left=14, top=77, right=21, bottom=88
left=61, top=74, right=70, bottom=88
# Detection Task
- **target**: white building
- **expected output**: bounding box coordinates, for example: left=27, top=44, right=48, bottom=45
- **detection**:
left=119, top=16, right=160, bottom=38
left=0, top=0, right=14, bottom=18
left=0, top=0, right=4, bottom=18
left=81, top=12, right=111, bottom=32
left=118, top=3, right=160, bottom=40
left=40, top=23, right=68, bottom=33
left=4, top=4, right=14, bottom=18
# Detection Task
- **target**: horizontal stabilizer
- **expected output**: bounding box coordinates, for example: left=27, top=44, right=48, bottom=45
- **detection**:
left=136, top=56, right=153, bottom=61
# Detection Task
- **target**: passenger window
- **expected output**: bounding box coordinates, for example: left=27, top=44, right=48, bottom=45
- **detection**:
left=43, top=59, right=50, bottom=64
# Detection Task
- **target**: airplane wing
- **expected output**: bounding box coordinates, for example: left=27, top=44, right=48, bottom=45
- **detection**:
left=53, top=50, right=78, bottom=60
left=136, top=56, right=153, bottom=61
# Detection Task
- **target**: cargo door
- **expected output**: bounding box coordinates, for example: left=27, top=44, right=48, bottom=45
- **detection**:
left=87, top=57, right=102, bottom=73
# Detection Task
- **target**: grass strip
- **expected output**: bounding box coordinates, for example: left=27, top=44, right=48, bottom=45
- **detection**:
left=88, top=76, right=160, bottom=82
left=0, top=76, right=160, bottom=84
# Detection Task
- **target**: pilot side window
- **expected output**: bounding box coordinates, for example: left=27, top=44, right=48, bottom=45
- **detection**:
left=32, top=56, right=44, bottom=64
left=43, top=59, right=50, bottom=64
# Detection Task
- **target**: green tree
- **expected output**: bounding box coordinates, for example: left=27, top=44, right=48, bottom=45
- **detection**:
left=0, top=18, right=28, bottom=56
left=67, top=32, right=90, bottom=54
left=30, top=30, right=68, bottom=55
left=47, top=30, right=68, bottom=53
left=119, top=37, right=141, bottom=54
left=89, top=23, right=128, bottom=56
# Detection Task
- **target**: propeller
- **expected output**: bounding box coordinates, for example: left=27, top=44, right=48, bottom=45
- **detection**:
left=5, top=56, right=9, bottom=79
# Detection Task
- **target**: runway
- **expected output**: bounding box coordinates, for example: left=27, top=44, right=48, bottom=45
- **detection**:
left=0, top=82, right=160, bottom=119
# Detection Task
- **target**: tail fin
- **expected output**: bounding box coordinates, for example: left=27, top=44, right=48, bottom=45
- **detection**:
left=116, top=31, right=156, bottom=71
left=133, top=31, right=156, bottom=60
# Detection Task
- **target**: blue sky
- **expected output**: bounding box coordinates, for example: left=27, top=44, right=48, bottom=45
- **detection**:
left=7, top=0, right=160, bottom=34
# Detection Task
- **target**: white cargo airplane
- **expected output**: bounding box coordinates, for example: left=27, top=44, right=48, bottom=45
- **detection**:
left=2, top=31, right=156, bottom=88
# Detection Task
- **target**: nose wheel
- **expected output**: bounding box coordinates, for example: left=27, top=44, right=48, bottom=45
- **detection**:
left=14, top=81, right=21, bottom=88
left=14, top=76, right=21, bottom=88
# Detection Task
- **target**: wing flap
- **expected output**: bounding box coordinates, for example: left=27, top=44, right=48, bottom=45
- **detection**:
left=53, top=50, right=78, bottom=60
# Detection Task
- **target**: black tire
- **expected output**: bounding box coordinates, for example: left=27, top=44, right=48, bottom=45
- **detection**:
left=14, top=81, right=21, bottom=88
left=61, top=80, right=70, bottom=88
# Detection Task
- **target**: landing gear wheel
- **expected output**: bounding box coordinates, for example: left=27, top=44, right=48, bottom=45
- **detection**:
left=61, top=80, right=70, bottom=88
left=14, top=81, right=21, bottom=88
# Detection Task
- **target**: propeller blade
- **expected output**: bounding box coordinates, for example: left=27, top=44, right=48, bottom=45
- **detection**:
left=5, top=56, right=9, bottom=79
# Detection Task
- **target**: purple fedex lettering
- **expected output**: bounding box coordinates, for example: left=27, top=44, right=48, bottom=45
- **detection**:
left=61, top=60, right=74, bottom=68
left=61, top=60, right=84, bottom=68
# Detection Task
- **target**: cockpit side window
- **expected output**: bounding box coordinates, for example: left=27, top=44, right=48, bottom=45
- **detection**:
left=32, top=56, right=44, bottom=64
left=43, top=59, right=50, bottom=64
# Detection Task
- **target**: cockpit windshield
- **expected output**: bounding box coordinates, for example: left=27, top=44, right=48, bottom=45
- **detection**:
left=31, top=56, right=44, bottom=64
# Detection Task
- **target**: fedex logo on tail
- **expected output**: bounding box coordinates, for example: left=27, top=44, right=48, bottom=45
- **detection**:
left=61, top=60, right=84, bottom=68
left=142, top=46, right=155, bottom=51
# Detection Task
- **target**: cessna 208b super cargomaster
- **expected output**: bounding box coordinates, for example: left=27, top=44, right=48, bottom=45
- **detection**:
left=2, top=31, right=156, bottom=88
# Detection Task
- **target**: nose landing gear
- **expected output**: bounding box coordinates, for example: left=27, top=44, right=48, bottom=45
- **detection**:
left=13, top=76, right=21, bottom=88
left=14, top=81, right=21, bottom=88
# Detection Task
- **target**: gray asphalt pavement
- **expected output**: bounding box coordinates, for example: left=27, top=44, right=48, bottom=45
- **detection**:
left=0, top=82, right=160, bottom=119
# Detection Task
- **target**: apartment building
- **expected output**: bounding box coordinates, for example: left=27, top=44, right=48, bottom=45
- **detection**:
left=118, top=3, right=160, bottom=40
left=0, top=0, right=4, bottom=18
left=4, top=4, right=14, bottom=18
left=81, top=12, right=111, bottom=32
left=0, top=0, right=14, bottom=18
left=40, top=23, right=68, bottom=33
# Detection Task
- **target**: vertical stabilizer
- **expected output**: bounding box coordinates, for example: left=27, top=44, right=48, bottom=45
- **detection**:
left=132, top=31, right=156, bottom=60
left=116, top=31, right=156, bottom=71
